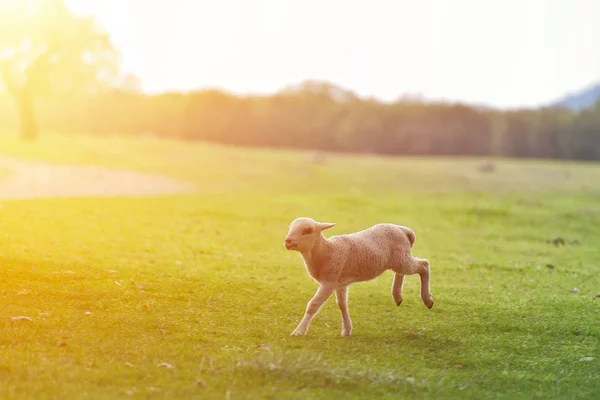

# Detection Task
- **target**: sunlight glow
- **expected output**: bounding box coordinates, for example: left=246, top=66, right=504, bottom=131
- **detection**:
left=58, top=0, right=600, bottom=108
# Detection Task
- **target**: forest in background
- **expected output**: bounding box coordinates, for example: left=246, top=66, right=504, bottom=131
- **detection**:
left=2, top=1, right=599, bottom=161
left=2, top=80, right=599, bottom=161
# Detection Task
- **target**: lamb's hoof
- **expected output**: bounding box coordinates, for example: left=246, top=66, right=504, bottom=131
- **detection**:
left=291, top=329, right=307, bottom=336
left=423, top=296, right=434, bottom=309
left=341, top=330, right=352, bottom=337
left=393, top=296, right=403, bottom=306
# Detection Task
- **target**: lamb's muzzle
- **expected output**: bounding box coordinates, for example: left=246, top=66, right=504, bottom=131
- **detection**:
left=284, top=237, right=295, bottom=250
left=285, top=217, right=434, bottom=337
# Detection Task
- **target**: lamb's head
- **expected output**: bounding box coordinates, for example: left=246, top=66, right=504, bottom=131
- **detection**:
left=284, top=217, right=335, bottom=252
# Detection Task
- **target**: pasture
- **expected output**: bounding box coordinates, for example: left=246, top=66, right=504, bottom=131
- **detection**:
left=0, top=133, right=598, bottom=399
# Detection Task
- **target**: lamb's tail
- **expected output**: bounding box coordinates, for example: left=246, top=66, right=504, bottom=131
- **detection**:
left=401, top=227, right=416, bottom=248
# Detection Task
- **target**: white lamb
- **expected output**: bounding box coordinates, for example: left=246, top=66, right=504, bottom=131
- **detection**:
left=284, top=217, right=434, bottom=336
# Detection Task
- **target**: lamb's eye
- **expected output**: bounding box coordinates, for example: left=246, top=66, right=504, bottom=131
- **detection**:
left=301, top=228, right=313, bottom=235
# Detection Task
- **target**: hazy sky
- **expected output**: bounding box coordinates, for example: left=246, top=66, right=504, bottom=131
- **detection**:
left=65, top=0, right=600, bottom=108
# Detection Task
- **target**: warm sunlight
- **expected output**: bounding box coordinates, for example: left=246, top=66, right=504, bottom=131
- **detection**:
left=1, top=1, right=599, bottom=399
left=60, top=0, right=600, bottom=108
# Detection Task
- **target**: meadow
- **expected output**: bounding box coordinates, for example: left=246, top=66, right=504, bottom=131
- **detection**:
left=0, top=132, right=598, bottom=399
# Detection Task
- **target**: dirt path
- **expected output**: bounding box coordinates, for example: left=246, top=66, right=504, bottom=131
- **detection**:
left=0, top=155, right=197, bottom=200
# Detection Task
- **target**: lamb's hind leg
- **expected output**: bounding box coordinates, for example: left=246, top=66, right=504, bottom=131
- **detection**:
left=417, top=258, right=434, bottom=309
left=391, top=273, right=405, bottom=306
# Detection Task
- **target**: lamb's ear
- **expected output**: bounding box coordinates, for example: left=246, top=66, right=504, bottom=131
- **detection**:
left=317, top=222, right=336, bottom=231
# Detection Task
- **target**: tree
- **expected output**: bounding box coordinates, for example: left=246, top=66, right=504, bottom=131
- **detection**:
left=569, top=100, right=600, bottom=160
left=0, top=0, right=119, bottom=140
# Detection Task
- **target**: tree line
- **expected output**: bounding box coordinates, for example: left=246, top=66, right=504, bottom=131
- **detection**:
left=3, top=80, right=599, bottom=161
left=1, top=1, right=598, bottom=161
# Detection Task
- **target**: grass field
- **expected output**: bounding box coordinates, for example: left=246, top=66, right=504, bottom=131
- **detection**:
left=0, top=132, right=598, bottom=399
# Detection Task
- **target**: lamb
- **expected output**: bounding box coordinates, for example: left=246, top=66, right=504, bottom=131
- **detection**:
left=284, top=217, right=433, bottom=336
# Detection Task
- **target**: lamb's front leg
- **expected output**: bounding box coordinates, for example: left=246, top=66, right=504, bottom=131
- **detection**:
left=291, top=285, right=334, bottom=336
left=335, top=286, right=352, bottom=336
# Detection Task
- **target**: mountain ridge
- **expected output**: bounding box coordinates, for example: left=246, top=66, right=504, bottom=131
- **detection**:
left=552, top=81, right=600, bottom=111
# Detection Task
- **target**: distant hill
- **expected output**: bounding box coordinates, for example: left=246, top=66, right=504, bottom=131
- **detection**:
left=552, top=82, right=600, bottom=111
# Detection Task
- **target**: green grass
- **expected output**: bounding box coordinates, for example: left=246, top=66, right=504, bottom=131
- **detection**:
left=0, top=132, right=598, bottom=399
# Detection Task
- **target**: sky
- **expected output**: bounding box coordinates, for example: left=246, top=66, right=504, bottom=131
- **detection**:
left=65, top=0, right=600, bottom=109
